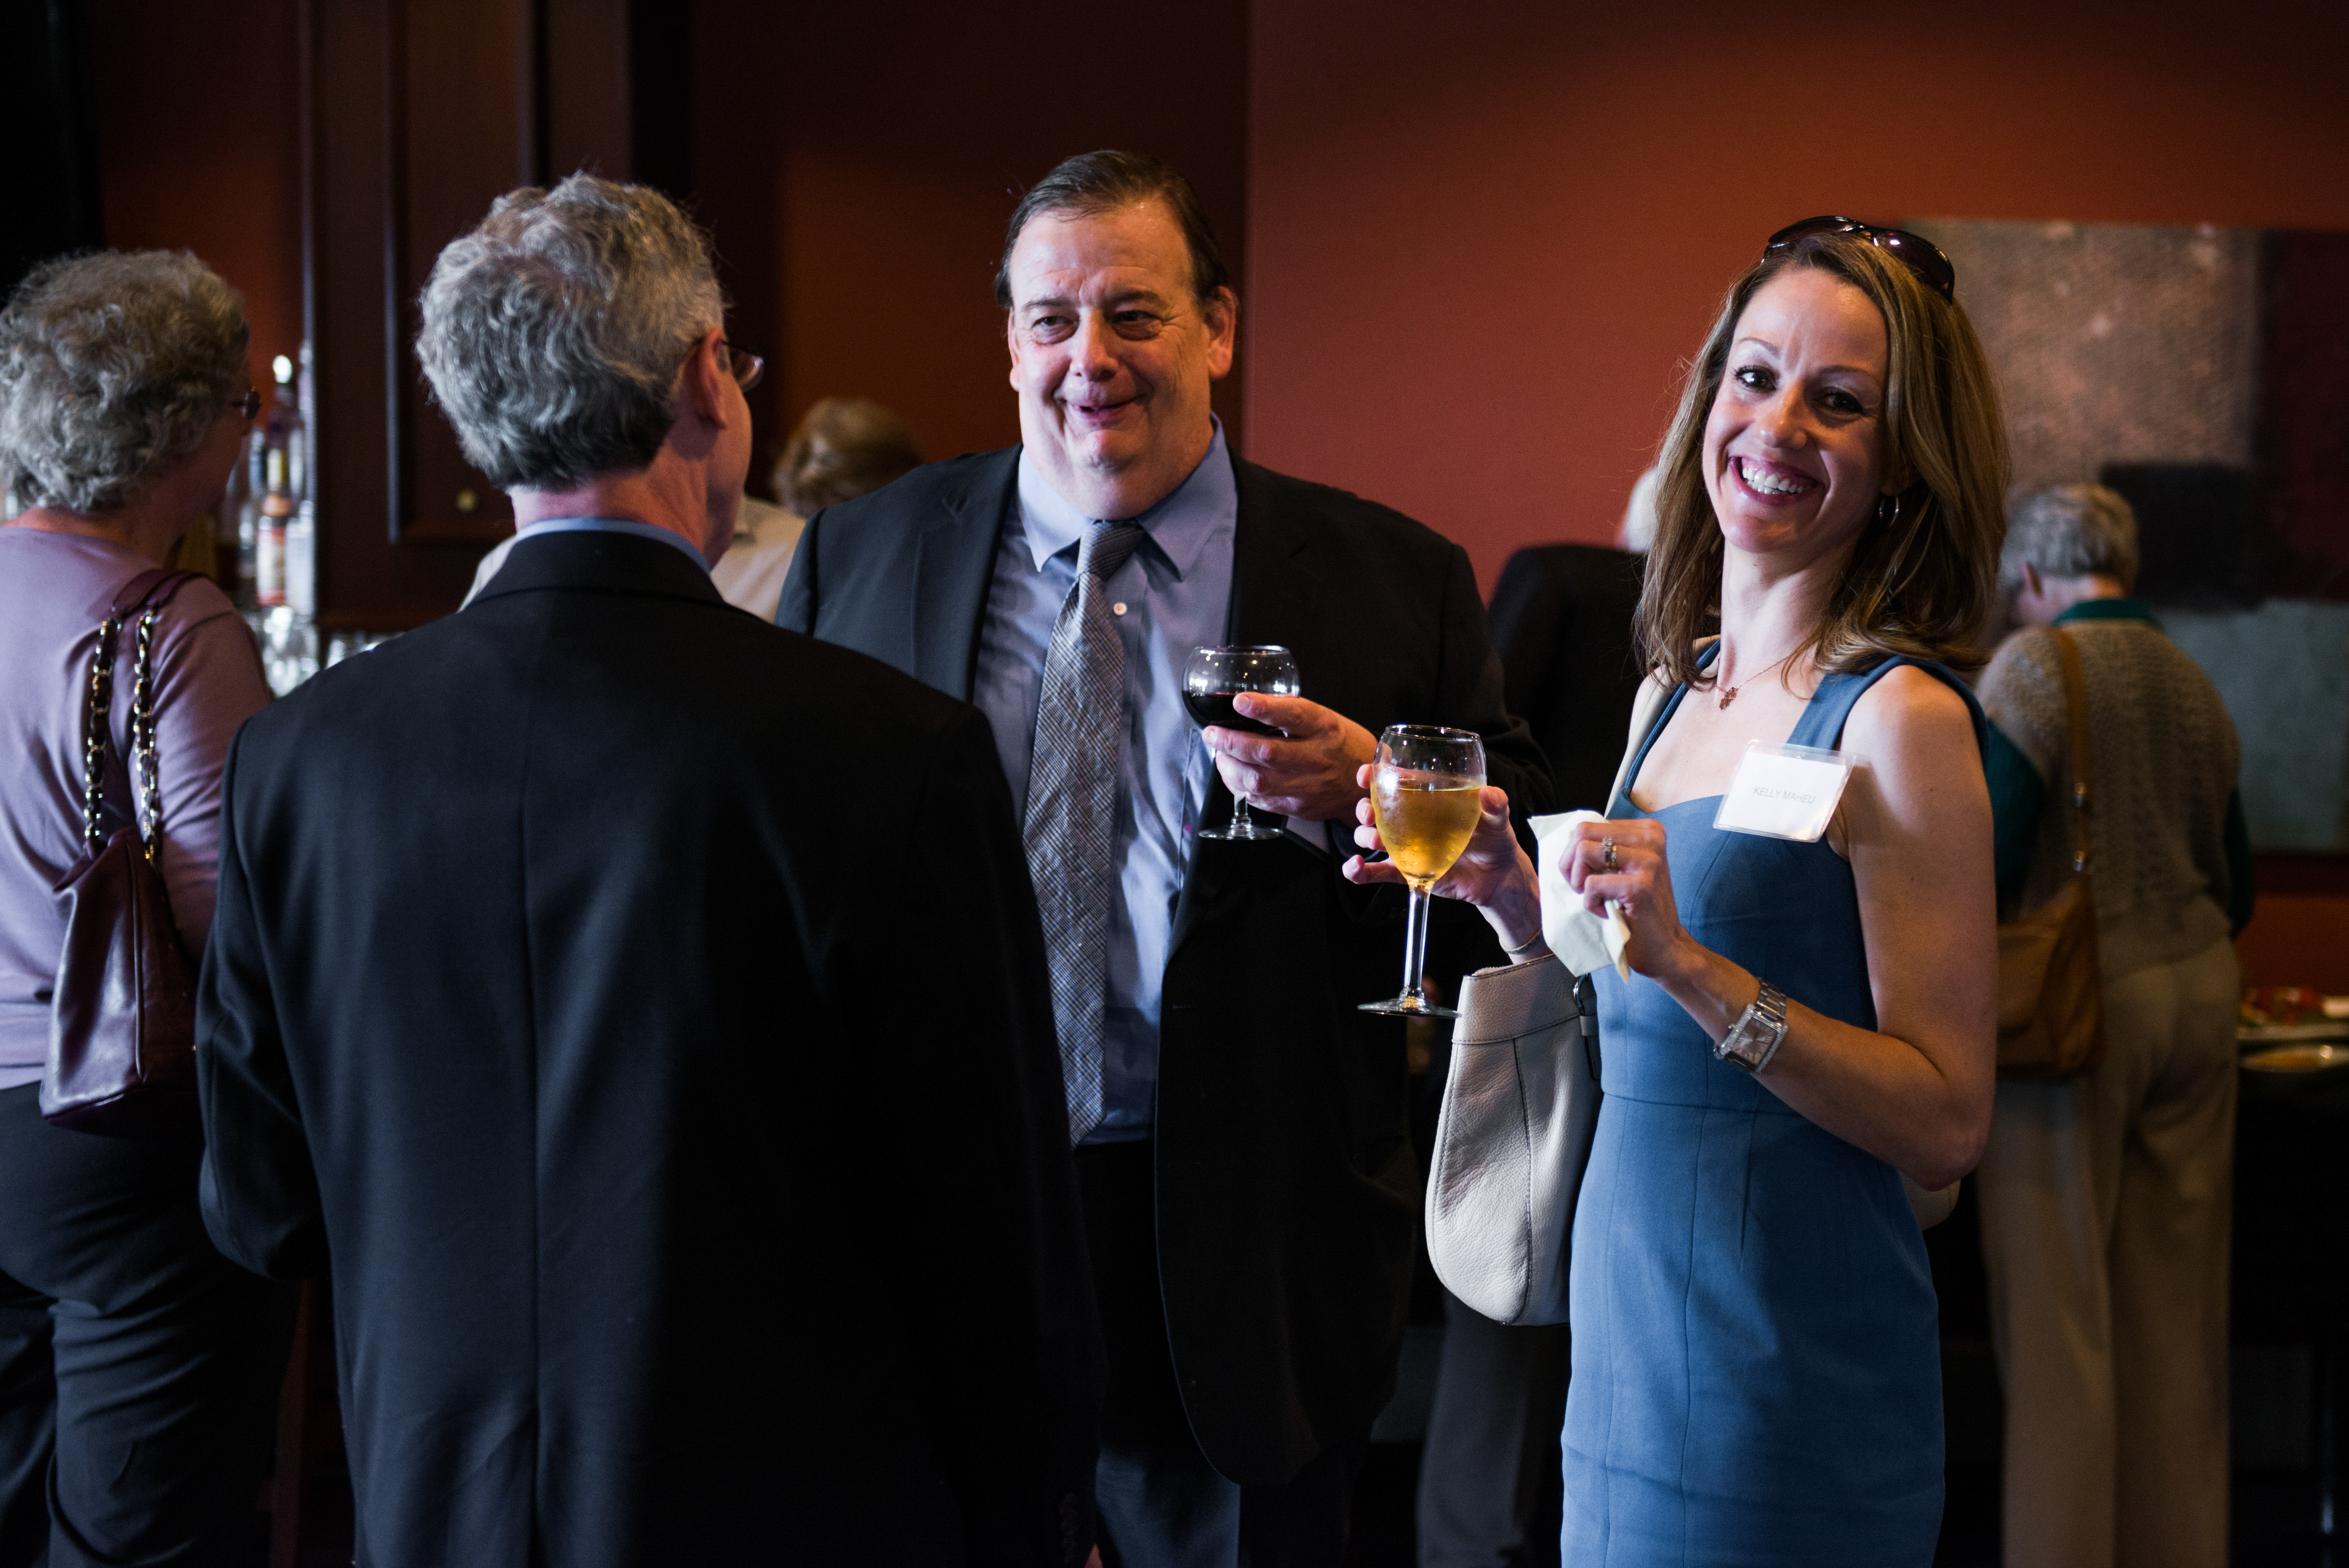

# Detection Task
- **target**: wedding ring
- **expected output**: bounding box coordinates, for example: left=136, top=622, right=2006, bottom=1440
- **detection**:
left=1601, top=836, right=1618, bottom=871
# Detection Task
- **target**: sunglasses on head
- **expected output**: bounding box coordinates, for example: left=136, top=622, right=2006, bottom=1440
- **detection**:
left=1765, top=216, right=1956, bottom=304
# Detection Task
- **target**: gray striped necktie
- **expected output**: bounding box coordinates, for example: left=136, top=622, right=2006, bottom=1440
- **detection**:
left=1024, top=520, right=1147, bottom=1146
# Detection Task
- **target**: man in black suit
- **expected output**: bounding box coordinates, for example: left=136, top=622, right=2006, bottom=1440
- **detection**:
left=779, top=150, right=1547, bottom=1565
left=195, top=175, right=1100, bottom=1567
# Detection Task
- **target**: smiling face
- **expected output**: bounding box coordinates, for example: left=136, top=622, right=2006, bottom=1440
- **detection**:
left=1004, top=200, right=1236, bottom=521
left=1702, top=266, right=1897, bottom=572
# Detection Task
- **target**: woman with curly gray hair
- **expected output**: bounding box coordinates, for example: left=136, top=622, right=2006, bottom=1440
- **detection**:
left=0, top=250, right=292, bottom=1564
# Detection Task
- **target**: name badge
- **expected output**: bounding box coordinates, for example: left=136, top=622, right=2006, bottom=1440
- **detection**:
left=1711, top=741, right=1853, bottom=843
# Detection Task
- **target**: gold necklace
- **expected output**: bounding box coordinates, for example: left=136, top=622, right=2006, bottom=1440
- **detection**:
left=1716, top=650, right=1795, bottom=710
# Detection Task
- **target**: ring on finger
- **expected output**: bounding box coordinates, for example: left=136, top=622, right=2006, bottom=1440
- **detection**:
left=1601, top=836, right=1618, bottom=871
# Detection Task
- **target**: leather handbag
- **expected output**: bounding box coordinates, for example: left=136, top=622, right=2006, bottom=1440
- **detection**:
left=44, top=569, right=204, bottom=1138
left=1995, top=626, right=2106, bottom=1079
left=1425, top=957, right=1597, bottom=1325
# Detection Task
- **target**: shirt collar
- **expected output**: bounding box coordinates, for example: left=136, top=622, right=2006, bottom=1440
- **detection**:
left=2053, top=594, right=2159, bottom=628
left=1013, top=417, right=1235, bottom=582
left=515, top=516, right=712, bottom=575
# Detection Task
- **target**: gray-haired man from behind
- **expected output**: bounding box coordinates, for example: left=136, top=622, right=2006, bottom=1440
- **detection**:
left=194, top=174, right=1102, bottom=1566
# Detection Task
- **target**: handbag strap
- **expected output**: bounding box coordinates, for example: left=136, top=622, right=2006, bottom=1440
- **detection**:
left=2051, top=625, right=2093, bottom=876
left=78, top=570, right=199, bottom=859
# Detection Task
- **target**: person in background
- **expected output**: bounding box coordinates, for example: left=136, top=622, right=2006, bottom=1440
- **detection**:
left=196, top=174, right=1101, bottom=1565
left=1352, top=217, right=2006, bottom=1563
left=771, top=394, right=922, bottom=516
left=0, top=250, right=294, bottom=1566
left=1973, top=483, right=2251, bottom=1568
left=707, top=393, right=922, bottom=625
left=782, top=148, right=1547, bottom=1564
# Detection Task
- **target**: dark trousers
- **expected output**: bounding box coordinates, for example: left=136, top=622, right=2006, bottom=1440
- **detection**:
left=1076, top=1139, right=1365, bottom=1568
left=0, top=1084, right=295, bottom=1568
left=1414, top=1288, right=1568, bottom=1568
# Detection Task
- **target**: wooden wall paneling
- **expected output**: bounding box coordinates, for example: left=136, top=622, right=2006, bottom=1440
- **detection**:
left=304, top=0, right=645, bottom=627
left=387, top=0, right=533, bottom=547
left=545, top=0, right=632, bottom=182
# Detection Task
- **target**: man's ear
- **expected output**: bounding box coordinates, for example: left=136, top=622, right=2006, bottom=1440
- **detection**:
left=1203, top=286, right=1238, bottom=382
left=683, top=327, right=731, bottom=425
left=2019, top=561, right=2045, bottom=600
left=1006, top=311, right=1024, bottom=391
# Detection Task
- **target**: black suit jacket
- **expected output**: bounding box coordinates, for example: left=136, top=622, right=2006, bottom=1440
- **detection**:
left=779, top=448, right=1549, bottom=1485
left=1486, top=544, right=1648, bottom=812
left=197, top=533, right=1102, bottom=1567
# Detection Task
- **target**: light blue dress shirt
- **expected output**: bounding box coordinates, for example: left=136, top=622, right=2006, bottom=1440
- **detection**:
left=971, top=423, right=1238, bottom=1143
left=512, top=516, right=713, bottom=574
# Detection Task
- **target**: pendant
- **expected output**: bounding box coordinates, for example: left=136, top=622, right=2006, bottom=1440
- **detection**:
left=1719, top=686, right=1739, bottom=710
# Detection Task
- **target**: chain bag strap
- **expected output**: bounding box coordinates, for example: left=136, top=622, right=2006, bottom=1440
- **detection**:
left=44, top=569, right=205, bottom=1137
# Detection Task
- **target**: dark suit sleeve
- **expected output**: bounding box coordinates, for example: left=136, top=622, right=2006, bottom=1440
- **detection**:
left=876, top=706, right=1103, bottom=1567
left=1485, top=546, right=1569, bottom=729
left=194, top=729, right=328, bottom=1279
left=775, top=506, right=823, bottom=632
left=1435, top=541, right=1553, bottom=818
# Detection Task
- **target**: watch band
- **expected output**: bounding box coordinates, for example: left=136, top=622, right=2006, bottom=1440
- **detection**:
left=1715, top=980, right=1790, bottom=1074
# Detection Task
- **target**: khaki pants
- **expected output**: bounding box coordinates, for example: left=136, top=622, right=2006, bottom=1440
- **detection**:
left=1975, top=936, right=2240, bottom=1568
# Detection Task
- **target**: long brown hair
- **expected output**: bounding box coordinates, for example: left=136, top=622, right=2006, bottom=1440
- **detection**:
left=1635, top=230, right=2010, bottom=691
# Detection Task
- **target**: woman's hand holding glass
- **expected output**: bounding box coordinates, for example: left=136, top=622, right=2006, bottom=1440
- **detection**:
left=1341, top=774, right=1542, bottom=954
left=1344, top=785, right=1705, bottom=984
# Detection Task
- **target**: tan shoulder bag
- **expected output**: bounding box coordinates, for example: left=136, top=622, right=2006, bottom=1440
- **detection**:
left=1995, top=627, right=2106, bottom=1078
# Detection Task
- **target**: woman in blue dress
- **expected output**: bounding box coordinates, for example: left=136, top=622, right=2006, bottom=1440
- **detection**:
left=1349, top=221, right=2008, bottom=1563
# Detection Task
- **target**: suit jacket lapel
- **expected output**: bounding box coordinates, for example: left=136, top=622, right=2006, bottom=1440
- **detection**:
left=1225, top=459, right=1318, bottom=647
left=913, top=447, right=1020, bottom=701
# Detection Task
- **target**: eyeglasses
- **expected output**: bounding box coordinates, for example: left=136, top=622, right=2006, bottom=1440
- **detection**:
left=228, top=389, right=262, bottom=421
left=1764, top=217, right=1956, bottom=304
left=717, top=340, right=765, bottom=393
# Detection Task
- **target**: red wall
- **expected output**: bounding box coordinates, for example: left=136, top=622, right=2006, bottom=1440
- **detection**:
left=89, top=0, right=304, bottom=397
left=1243, top=0, right=2349, bottom=977
left=1245, top=0, right=2349, bottom=594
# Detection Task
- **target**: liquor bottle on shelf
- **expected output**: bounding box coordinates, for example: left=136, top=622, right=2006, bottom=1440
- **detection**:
left=216, top=428, right=254, bottom=601
left=259, top=353, right=307, bottom=614
left=289, top=341, right=318, bottom=616
left=256, top=446, right=292, bottom=608
left=231, top=428, right=266, bottom=607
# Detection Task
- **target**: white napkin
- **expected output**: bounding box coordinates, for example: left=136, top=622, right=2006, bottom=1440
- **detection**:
left=1529, top=811, right=1631, bottom=981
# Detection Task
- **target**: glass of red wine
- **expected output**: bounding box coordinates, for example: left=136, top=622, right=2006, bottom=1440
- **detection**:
left=1184, top=644, right=1301, bottom=841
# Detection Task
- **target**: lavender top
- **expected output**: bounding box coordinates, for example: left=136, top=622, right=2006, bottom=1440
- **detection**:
left=0, top=528, right=271, bottom=1091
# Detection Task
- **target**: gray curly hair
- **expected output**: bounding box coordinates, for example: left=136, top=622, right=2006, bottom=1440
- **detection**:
left=417, top=174, right=724, bottom=490
left=0, top=250, right=249, bottom=514
left=2001, top=483, right=2140, bottom=596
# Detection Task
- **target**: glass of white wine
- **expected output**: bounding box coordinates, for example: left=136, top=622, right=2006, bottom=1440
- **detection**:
left=1359, top=724, right=1486, bottom=1019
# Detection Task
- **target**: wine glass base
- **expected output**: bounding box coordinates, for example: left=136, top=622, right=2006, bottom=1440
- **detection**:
left=1359, top=997, right=1462, bottom=1019
left=1197, top=821, right=1286, bottom=841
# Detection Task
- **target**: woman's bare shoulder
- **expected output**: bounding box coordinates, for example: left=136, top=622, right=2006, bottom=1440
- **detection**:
left=1843, top=666, right=1985, bottom=816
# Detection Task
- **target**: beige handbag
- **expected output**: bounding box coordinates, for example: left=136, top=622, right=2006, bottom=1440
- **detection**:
left=1994, top=627, right=2105, bottom=1078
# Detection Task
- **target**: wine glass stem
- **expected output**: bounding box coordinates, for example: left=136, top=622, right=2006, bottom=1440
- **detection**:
left=1400, top=885, right=1433, bottom=1005
left=1231, top=796, right=1258, bottom=835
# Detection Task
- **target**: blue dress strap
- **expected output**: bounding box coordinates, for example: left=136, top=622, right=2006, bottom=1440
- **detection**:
left=1614, top=649, right=1986, bottom=818
left=1610, top=641, right=1720, bottom=817
left=1789, top=656, right=1989, bottom=764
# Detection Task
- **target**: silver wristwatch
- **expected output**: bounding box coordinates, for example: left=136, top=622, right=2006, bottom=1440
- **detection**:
left=1715, top=981, right=1790, bottom=1074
